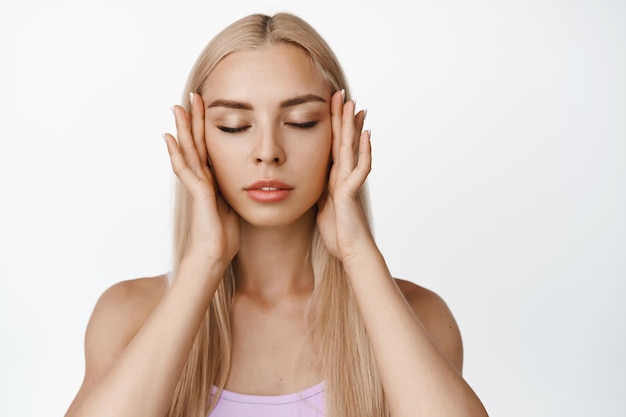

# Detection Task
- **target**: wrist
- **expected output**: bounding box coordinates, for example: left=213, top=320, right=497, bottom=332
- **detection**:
left=341, top=246, right=396, bottom=297
left=177, top=253, right=230, bottom=285
left=340, top=240, right=383, bottom=271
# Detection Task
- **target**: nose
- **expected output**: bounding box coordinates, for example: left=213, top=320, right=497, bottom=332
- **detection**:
left=254, top=126, right=285, bottom=164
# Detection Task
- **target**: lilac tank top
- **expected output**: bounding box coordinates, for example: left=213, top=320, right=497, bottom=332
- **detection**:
left=208, top=382, right=326, bottom=417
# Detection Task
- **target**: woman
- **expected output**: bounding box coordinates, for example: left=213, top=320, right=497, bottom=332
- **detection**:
left=65, top=12, right=488, bottom=417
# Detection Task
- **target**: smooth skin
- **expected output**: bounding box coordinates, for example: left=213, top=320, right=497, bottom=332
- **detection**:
left=65, top=44, right=487, bottom=417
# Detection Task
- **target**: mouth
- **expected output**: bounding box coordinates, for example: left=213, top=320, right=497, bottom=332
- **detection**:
left=245, top=180, right=293, bottom=191
left=245, top=180, right=293, bottom=203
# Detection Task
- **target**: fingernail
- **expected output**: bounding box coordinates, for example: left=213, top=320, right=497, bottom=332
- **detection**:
left=189, top=92, right=194, bottom=105
left=340, top=89, right=345, bottom=101
left=162, top=133, right=167, bottom=142
left=363, top=109, right=368, bottom=120
left=171, top=105, right=176, bottom=116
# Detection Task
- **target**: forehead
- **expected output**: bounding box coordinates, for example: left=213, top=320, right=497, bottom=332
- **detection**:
left=202, top=44, right=331, bottom=102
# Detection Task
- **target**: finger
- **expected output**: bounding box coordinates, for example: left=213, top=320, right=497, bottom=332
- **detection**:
left=339, top=99, right=356, bottom=172
left=189, top=93, right=208, bottom=166
left=330, top=89, right=345, bottom=164
left=354, top=109, right=366, bottom=155
left=163, top=133, right=209, bottom=196
left=172, top=105, right=204, bottom=175
left=348, top=129, right=372, bottom=191
left=355, top=109, right=366, bottom=135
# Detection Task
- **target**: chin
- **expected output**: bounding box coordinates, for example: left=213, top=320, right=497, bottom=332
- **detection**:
left=239, top=205, right=317, bottom=230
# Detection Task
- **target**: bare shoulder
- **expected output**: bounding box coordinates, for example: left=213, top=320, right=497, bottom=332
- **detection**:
left=95, top=274, right=168, bottom=316
left=85, top=274, right=168, bottom=364
left=394, top=278, right=464, bottom=372
left=71, top=274, right=168, bottom=404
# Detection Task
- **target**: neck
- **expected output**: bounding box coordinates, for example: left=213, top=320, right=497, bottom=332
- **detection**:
left=233, top=210, right=316, bottom=301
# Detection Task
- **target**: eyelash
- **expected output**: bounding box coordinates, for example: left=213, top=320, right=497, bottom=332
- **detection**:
left=217, top=121, right=318, bottom=134
left=289, top=121, right=318, bottom=129
left=218, top=126, right=250, bottom=133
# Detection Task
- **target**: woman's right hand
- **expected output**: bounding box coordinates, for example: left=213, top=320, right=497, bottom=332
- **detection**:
left=163, top=93, right=240, bottom=272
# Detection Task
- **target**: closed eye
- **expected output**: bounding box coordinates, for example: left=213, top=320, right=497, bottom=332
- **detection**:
left=287, top=121, right=318, bottom=129
left=218, top=126, right=250, bottom=133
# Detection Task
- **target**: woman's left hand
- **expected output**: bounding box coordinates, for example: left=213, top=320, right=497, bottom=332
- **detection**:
left=316, top=90, right=375, bottom=263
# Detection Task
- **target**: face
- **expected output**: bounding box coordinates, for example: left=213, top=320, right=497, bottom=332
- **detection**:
left=201, top=43, right=333, bottom=228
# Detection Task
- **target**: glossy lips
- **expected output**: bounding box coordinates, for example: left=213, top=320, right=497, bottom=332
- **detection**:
left=244, top=180, right=293, bottom=203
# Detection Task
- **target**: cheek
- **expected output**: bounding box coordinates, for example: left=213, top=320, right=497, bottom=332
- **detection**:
left=204, top=140, right=238, bottom=194
left=209, top=161, right=241, bottom=210
left=205, top=133, right=237, bottom=171
left=304, top=137, right=332, bottom=187
left=317, top=130, right=333, bottom=171
left=204, top=134, right=219, bottom=165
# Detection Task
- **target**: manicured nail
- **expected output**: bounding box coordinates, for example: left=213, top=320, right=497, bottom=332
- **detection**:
left=363, top=109, right=368, bottom=120
left=340, top=89, right=345, bottom=101
left=171, top=105, right=176, bottom=116
left=189, top=92, right=194, bottom=105
left=162, top=133, right=167, bottom=142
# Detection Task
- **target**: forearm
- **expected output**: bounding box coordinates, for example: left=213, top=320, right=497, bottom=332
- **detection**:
left=343, top=245, right=488, bottom=417
left=67, top=257, right=224, bottom=417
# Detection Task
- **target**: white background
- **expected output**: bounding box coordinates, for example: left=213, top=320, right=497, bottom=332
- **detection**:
left=1, top=0, right=624, bottom=416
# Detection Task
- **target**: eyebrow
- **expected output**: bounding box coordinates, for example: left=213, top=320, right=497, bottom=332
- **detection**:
left=206, top=94, right=326, bottom=110
left=207, top=99, right=253, bottom=110
left=280, top=94, right=326, bottom=108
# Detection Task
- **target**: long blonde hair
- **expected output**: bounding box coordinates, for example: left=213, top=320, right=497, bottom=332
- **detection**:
left=167, top=13, right=388, bottom=417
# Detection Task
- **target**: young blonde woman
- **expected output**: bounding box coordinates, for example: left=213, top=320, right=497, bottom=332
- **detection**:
left=65, top=12, right=488, bottom=417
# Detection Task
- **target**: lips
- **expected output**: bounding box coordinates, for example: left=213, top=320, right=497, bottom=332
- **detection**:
left=244, top=180, right=293, bottom=203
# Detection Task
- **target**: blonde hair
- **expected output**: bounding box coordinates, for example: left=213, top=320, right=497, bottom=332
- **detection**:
left=167, top=13, right=388, bottom=417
